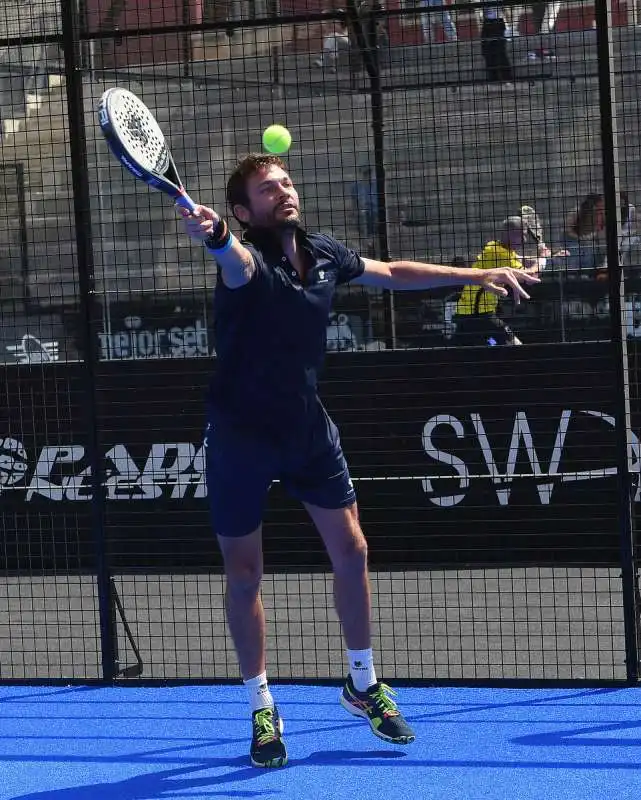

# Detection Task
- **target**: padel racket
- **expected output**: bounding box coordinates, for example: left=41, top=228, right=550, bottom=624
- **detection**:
left=97, top=87, right=197, bottom=213
left=520, top=204, right=544, bottom=244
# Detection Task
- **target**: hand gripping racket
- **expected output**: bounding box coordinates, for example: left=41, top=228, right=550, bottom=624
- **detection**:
left=97, top=87, right=197, bottom=213
left=521, top=203, right=569, bottom=260
left=520, top=204, right=544, bottom=245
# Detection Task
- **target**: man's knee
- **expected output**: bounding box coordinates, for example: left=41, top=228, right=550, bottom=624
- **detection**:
left=225, top=561, right=263, bottom=596
left=218, top=530, right=263, bottom=595
left=332, top=523, right=369, bottom=574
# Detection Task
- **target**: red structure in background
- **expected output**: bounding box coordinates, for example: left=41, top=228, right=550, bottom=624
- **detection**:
left=85, top=0, right=203, bottom=68
left=280, top=0, right=631, bottom=49
left=84, top=0, right=630, bottom=66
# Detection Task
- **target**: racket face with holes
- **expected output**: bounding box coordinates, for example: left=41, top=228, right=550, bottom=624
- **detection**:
left=97, top=88, right=196, bottom=213
left=520, top=205, right=543, bottom=244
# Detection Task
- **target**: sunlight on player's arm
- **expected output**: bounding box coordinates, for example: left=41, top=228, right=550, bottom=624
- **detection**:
left=355, top=258, right=539, bottom=297
left=214, top=240, right=256, bottom=289
left=176, top=203, right=255, bottom=289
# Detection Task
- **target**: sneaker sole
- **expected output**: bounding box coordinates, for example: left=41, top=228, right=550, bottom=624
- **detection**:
left=339, top=693, right=416, bottom=745
left=250, top=715, right=288, bottom=768
left=250, top=753, right=288, bottom=768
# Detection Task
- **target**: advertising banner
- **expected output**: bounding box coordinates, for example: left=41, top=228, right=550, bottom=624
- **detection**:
left=0, top=342, right=629, bottom=572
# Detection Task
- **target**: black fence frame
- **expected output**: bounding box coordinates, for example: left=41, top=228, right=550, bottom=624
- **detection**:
left=0, top=0, right=639, bottom=686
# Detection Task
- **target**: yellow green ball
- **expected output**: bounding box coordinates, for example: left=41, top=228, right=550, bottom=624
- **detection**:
left=262, top=124, right=292, bottom=154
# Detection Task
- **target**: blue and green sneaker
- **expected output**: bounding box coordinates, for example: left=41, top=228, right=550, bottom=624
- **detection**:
left=340, top=675, right=416, bottom=744
left=250, top=705, right=287, bottom=768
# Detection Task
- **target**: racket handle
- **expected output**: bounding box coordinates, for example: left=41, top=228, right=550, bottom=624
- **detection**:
left=176, top=193, right=198, bottom=214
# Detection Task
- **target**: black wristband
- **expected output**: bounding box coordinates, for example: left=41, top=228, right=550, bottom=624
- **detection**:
left=204, top=217, right=231, bottom=250
left=211, top=217, right=227, bottom=242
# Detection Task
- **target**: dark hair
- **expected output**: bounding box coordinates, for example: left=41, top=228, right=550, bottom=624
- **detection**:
left=570, top=192, right=630, bottom=238
left=570, top=193, right=603, bottom=238
left=225, top=153, right=287, bottom=222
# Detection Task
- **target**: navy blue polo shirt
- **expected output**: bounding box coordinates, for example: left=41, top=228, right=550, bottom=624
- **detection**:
left=207, top=226, right=365, bottom=441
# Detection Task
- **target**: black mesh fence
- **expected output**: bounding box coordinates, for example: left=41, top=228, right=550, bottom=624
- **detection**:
left=0, top=0, right=638, bottom=683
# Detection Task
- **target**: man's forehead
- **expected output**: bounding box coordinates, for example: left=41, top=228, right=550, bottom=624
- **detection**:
left=250, top=165, right=291, bottom=185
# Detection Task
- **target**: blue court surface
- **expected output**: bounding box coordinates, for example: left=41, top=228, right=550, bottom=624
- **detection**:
left=2, top=684, right=641, bottom=799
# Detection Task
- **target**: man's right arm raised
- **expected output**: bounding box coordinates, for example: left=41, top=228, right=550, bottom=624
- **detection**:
left=176, top=204, right=255, bottom=289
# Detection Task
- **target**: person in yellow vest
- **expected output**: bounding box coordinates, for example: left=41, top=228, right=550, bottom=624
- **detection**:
left=454, top=216, right=547, bottom=346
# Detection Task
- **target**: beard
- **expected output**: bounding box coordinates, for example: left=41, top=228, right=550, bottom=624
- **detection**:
left=274, top=214, right=300, bottom=229
left=252, top=207, right=301, bottom=230
left=242, top=194, right=303, bottom=231
left=273, top=202, right=301, bottom=227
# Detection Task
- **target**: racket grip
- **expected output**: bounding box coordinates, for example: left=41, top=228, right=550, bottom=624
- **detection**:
left=176, top=193, right=198, bottom=214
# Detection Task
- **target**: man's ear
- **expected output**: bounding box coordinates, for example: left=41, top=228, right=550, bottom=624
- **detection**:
left=233, top=204, right=251, bottom=224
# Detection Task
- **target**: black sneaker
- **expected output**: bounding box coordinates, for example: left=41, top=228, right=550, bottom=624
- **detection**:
left=340, top=675, right=416, bottom=744
left=250, top=705, right=287, bottom=768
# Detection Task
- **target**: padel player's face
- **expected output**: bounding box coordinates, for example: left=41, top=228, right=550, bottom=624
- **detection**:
left=243, top=166, right=300, bottom=228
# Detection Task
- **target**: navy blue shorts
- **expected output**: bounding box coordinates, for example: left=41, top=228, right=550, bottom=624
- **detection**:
left=204, top=409, right=356, bottom=538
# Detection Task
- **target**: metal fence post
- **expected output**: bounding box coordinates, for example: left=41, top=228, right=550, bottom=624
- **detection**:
left=61, top=0, right=116, bottom=682
left=595, top=0, right=640, bottom=682
left=346, top=0, right=395, bottom=348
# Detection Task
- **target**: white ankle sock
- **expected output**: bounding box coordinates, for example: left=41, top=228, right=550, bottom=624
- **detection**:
left=244, top=671, right=274, bottom=713
left=347, top=648, right=377, bottom=692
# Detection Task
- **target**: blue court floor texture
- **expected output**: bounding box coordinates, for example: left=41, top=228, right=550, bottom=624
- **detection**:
left=2, top=684, right=641, bottom=799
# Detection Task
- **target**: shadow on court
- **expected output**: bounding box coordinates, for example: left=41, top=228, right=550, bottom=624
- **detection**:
left=8, top=761, right=274, bottom=800
left=7, top=751, right=406, bottom=799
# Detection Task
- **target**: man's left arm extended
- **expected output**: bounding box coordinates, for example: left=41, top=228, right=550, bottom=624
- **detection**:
left=353, top=258, right=540, bottom=304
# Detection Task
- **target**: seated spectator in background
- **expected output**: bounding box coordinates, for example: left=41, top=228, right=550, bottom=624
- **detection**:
left=561, top=192, right=637, bottom=272
left=481, top=6, right=514, bottom=85
left=315, top=17, right=350, bottom=71
left=453, top=216, right=546, bottom=346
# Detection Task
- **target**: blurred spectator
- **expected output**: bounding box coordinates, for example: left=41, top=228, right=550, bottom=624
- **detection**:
left=503, top=4, right=525, bottom=36
left=465, top=1, right=523, bottom=35
left=621, top=198, right=638, bottom=267
left=346, top=0, right=390, bottom=77
left=452, top=216, right=544, bottom=346
left=559, top=192, right=637, bottom=272
left=349, top=166, right=379, bottom=256
left=530, top=1, right=562, bottom=32
left=314, top=16, right=351, bottom=71
left=420, top=0, right=458, bottom=43
left=326, top=312, right=360, bottom=351
left=366, top=1, right=390, bottom=65
left=481, top=6, right=514, bottom=85
left=529, top=1, right=546, bottom=31
left=526, top=1, right=558, bottom=59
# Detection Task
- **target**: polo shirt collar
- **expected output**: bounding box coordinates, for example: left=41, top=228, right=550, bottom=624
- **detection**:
left=242, top=225, right=309, bottom=253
